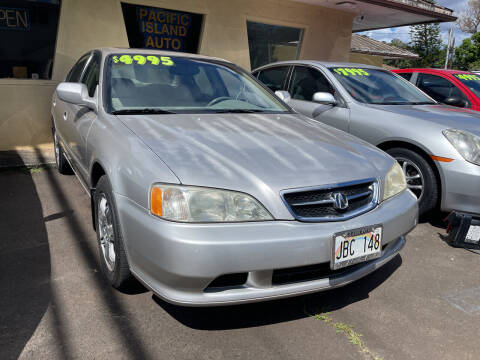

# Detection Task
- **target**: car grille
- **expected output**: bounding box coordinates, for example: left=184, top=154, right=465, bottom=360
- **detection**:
left=272, top=244, right=388, bottom=285
left=281, top=178, right=378, bottom=222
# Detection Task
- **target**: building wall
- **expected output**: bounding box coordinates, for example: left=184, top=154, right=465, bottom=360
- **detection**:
left=349, top=53, right=384, bottom=67
left=0, top=0, right=354, bottom=151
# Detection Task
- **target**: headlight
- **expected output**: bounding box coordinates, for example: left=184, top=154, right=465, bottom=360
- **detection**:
left=150, top=184, right=273, bottom=222
left=384, top=162, right=407, bottom=200
left=443, top=129, right=480, bottom=165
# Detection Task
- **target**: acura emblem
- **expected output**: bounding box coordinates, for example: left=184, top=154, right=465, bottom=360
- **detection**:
left=332, top=192, right=348, bottom=210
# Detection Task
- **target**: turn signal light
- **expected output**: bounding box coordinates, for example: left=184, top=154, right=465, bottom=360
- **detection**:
left=151, top=187, right=163, bottom=216
left=430, top=155, right=454, bottom=162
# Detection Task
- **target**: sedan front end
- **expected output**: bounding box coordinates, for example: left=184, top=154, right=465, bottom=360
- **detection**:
left=117, top=170, right=417, bottom=306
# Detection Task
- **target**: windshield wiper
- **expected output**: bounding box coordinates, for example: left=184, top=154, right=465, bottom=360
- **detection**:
left=112, top=108, right=176, bottom=115
left=210, top=109, right=265, bottom=113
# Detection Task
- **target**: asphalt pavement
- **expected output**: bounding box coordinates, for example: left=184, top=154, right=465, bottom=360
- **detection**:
left=1, top=165, right=479, bottom=360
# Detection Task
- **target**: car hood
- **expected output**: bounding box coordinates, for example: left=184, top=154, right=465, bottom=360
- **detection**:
left=116, top=113, right=393, bottom=194
left=368, top=104, right=480, bottom=136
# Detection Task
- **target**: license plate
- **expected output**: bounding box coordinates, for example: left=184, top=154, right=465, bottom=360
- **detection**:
left=332, top=225, right=382, bottom=270
left=466, top=225, right=480, bottom=244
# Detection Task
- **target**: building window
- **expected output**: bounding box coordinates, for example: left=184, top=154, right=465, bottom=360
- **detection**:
left=0, top=0, right=61, bottom=79
left=247, top=21, right=303, bottom=70
left=121, top=3, right=203, bottom=53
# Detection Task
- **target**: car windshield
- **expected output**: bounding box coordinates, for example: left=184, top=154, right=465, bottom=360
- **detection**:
left=453, top=73, right=480, bottom=99
left=328, top=67, right=435, bottom=105
left=105, top=54, right=290, bottom=114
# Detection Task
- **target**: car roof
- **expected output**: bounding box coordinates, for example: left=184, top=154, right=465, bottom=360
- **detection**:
left=94, top=47, right=231, bottom=64
left=252, top=60, right=384, bottom=72
left=393, top=68, right=472, bottom=74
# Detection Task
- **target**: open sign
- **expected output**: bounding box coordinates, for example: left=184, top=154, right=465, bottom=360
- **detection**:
left=0, top=7, right=29, bottom=31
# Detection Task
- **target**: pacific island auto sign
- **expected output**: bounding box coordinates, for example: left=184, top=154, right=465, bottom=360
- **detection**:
left=122, top=3, right=203, bottom=53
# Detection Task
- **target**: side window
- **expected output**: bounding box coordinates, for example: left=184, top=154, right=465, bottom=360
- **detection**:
left=257, top=66, right=289, bottom=91
left=397, top=72, right=412, bottom=81
left=418, top=74, right=468, bottom=105
left=81, top=53, right=101, bottom=97
left=66, top=54, right=90, bottom=82
left=251, top=71, right=259, bottom=78
left=289, top=66, right=334, bottom=101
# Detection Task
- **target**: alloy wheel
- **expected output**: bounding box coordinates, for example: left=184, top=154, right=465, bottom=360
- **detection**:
left=396, top=157, right=424, bottom=201
left=98, top=193, right=116, bottom=272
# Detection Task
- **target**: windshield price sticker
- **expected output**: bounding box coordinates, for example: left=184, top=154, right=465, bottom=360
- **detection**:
left=112, top=55, right=174, bottom=66
left=334, top=68, right=370, bottom=76
left=455, top=74, right=480, bottom=81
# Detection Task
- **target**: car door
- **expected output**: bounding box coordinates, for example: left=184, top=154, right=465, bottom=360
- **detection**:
left=53, top=53, right=90, bottom=162
left=287, top=65, right=350, bottom=132
left=69, top=51, right=101, bottom=182
left=416, top=73, right=470, bottom=108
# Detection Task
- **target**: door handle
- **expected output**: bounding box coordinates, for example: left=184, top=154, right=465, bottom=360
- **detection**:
left=63, top=112, right=67, bottom=121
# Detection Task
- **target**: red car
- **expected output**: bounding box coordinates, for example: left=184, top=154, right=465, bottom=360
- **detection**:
left=392, top=68, right=480, bottom=111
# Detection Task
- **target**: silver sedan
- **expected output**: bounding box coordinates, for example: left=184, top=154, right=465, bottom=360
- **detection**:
left=51, top=48, right=417, bottom=306
left=253, top=61, right=480, bottom=216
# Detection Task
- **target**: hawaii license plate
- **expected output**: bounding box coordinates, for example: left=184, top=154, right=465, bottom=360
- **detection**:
left=332, top=225, right=382, bottom=270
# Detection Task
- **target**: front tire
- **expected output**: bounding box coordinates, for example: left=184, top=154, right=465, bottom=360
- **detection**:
left=386, top=147, right=438, bottom=215
left=94, top=175, right=133, bottom=290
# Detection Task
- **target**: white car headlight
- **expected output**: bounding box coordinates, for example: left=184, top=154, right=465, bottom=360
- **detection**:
left=384, top=162, right=407, bottom=200
left=150, top=184, right=273, bottom=222
left=443, top=129, right=480, bottom=165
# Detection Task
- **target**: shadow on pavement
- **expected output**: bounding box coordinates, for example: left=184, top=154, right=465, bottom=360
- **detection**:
left=0, top=155, right=53, bottom=359
left=155, top=254, right=402, bottom=330
left=422, top=209, right=448, bottom=230
left=31, top=149, right=151, bottom=358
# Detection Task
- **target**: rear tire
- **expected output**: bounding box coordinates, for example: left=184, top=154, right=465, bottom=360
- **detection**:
left=53, top=126, right=73, bottom=175
left=386, top=147, right=438, bottom=215
left=94, top=175, right=134, bottom=290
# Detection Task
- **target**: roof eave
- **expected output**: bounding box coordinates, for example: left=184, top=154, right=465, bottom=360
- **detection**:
left=350, top=49, right=419, bottom=59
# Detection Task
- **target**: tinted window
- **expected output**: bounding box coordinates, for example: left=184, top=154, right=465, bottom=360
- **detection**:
left=397, top=72, right=412, bottom=81
left=289, top=66, right=333, bottom=101
left=81, top=52, right=101, bottom=97
left=453, top=73, right=480, bottom=99
left=329, top=67, right=433, bottom=105
left=66, top=54, right=90, bottom=82
left=257, top=66, right=289, bottom=92
left=418, top=74, right=468, bottom=104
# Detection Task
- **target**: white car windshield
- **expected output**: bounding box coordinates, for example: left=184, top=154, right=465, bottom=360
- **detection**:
left=329, top=67, right=435, bottom=105
left=105, top=54, right=290, bottom=114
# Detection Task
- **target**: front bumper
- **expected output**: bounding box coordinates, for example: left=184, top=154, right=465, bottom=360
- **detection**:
left=115, top=189, right=417, bottom=306
left=440, top=159, right=480, bottom=214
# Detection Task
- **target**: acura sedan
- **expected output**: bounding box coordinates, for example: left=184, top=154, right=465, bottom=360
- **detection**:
left=253, top=61, right=480, bottom=216
left=51, top=49, right=417, bottom=306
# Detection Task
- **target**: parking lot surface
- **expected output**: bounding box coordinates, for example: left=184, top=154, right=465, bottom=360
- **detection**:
left=1, top=166, right=479, bottom=360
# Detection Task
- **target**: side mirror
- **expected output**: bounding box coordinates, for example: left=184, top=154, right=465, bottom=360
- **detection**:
left=444, top=97, right=466, bottom=108
left=56, top=82, right=97, bottom=112
left=275, top=90, right=291, bottom=103
left=312, top=92, right=336, bottom=105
